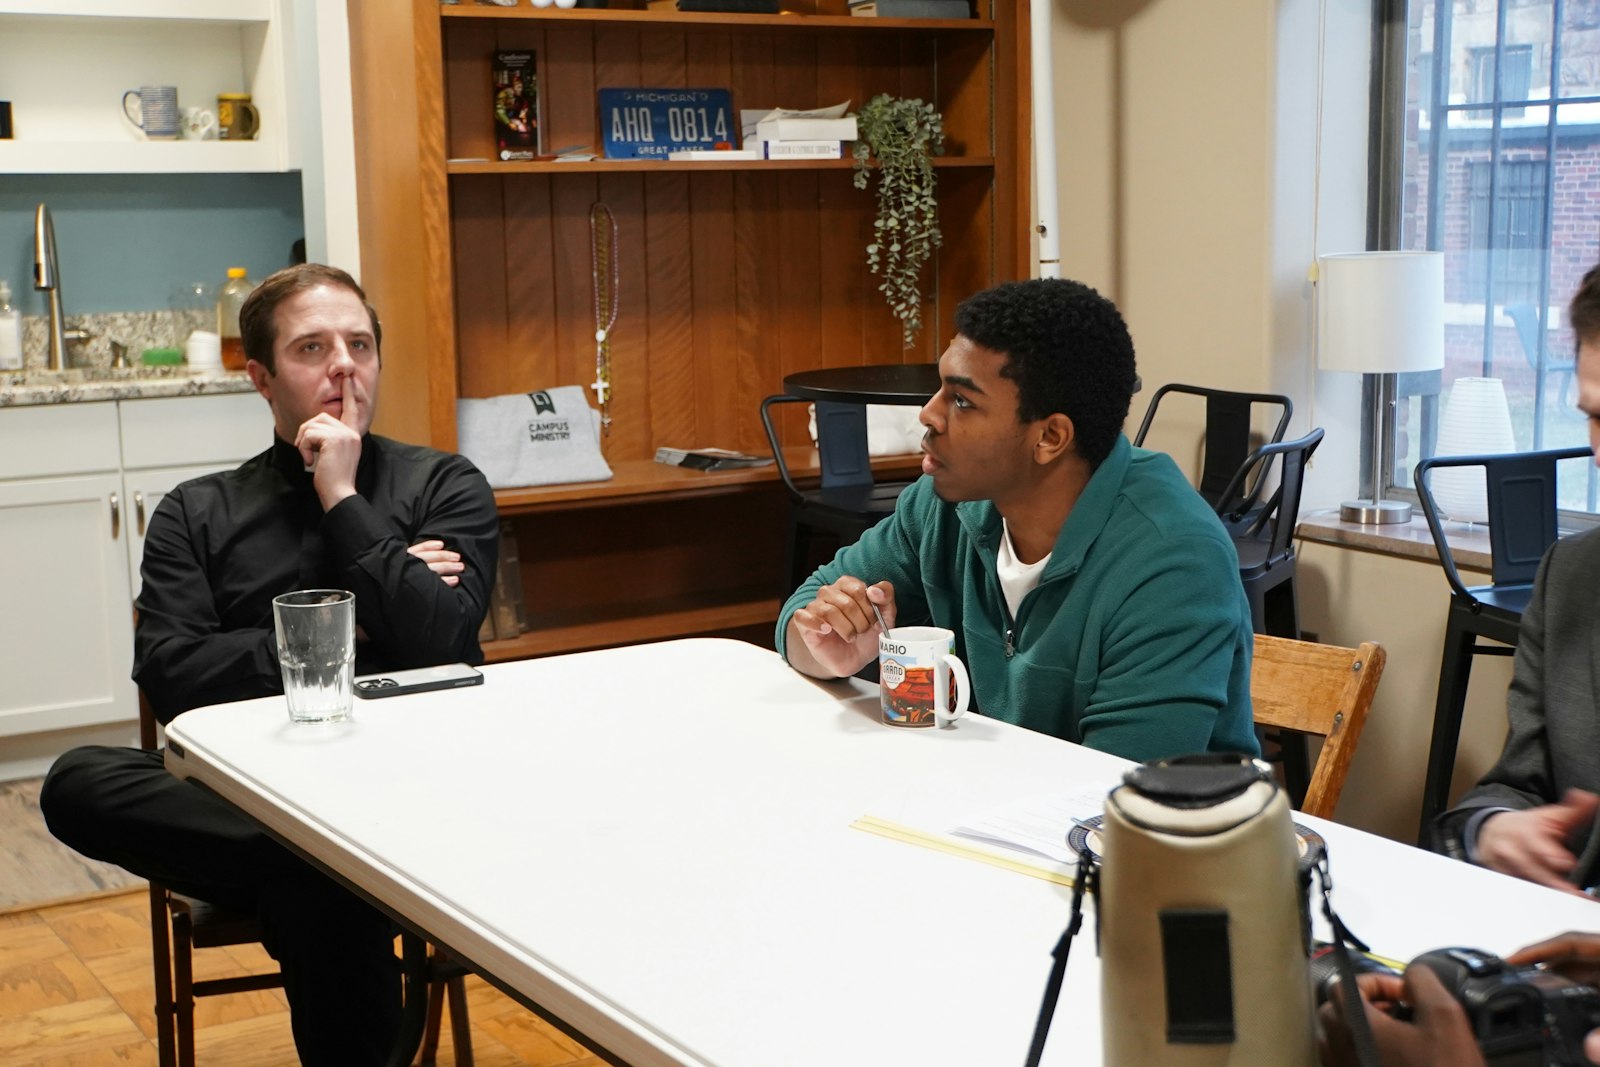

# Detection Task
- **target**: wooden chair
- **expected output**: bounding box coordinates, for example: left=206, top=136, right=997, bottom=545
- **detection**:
left=139, top=690, right=474, bottom=1066
left=1249, top=635, right=1386, bottom=820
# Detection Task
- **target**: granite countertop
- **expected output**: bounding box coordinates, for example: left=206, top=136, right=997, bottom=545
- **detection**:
left=0, top=368, right=258, bottom=408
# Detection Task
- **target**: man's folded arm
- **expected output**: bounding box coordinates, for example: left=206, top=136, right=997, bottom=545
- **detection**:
left=324, top=459, right=499, bottom=667
left=133, top=492, right=280, bottom=722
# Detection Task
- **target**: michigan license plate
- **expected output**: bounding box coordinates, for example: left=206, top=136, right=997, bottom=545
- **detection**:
left=599, top=88, right=735, bottom=159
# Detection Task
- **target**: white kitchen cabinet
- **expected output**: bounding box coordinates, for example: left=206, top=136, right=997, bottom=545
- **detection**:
left=0, top=474, right=133, bottom=737
left=0, top=398, right=133, bottom=738
left=0, top=392, right=269, bottom=740
left=121, top=464, right=237, bottom=603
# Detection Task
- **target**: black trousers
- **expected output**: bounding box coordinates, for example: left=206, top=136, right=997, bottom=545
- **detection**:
left=41, top=746, right=403, bottom=1067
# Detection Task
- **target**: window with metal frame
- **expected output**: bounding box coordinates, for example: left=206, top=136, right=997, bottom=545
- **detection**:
left=1378, top=0, right=1600, bottom=520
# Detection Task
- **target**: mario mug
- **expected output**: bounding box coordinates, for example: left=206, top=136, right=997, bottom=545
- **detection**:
left=878, top=626, right=970, bottom=728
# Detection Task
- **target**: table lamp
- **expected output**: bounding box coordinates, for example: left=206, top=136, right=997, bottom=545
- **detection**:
left=1317, top=250, right=1445, bottom=524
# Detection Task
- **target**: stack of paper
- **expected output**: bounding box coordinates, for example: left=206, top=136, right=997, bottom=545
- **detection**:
left=741, top=101, right=857, bottom=160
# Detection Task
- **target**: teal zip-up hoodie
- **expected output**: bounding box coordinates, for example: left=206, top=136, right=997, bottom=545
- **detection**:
left=776, top=434, right=1258, bottom=763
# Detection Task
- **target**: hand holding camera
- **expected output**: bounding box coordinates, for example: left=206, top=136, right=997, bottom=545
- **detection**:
left=1318, top=936, right=1600, bottom=1067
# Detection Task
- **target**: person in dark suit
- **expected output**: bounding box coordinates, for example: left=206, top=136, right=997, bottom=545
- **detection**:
left=40, top=264, right=499, bottom=1067
left=1433, top=263, right=1600, bottom=896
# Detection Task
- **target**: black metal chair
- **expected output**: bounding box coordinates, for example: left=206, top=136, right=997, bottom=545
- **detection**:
left=1215, top=427, right=1325, bottom=642
left=1133, top=383, right=1294, bottom=517
left=1412, top=445, right=1592, bottom=845
left=1206, top=427, right=1325, bottom=808
left=760, top=395, right=914, bottom=590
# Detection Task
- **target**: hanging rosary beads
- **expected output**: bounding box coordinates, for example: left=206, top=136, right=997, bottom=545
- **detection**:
left=589, top=202, right=619, bottom=432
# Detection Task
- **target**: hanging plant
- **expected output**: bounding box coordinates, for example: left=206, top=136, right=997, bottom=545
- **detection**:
left=852, top=94, right=945, bottom=349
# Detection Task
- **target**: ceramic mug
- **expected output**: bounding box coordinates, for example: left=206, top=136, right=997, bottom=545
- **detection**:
left=180, top=106, right=218, bottom=141
left=123, top=86, right=180, bottom=140
left=217, top=93, right=260, bottom=140
left=877, top=626, right=971, bottom=728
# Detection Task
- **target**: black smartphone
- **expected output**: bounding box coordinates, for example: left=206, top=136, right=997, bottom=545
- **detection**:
left=354, top=663, right=484, bottom=699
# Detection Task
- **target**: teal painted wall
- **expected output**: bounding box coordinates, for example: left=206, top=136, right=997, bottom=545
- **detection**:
left=0, top=173, right=304, bottom=316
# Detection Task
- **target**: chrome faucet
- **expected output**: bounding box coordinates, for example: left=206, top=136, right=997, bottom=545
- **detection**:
left=33, top=203, right=92, bottom=371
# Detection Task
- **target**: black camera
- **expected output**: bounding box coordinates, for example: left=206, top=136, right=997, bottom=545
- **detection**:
left=1310, top=945, right=1600, bottom=1065
left=1403, top=948, right=1600, bottom=1066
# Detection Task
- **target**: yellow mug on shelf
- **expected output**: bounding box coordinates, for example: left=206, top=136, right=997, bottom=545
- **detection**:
left=217, top=93, right=260, bottom=141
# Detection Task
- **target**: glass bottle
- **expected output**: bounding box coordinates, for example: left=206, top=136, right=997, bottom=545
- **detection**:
left=0, top=281, right=22, bottom=371
left=216, top=267, right=253, bottom=371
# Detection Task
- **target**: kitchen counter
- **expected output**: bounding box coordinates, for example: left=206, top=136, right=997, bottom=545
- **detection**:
left=0, top=369, right=258, bottom=408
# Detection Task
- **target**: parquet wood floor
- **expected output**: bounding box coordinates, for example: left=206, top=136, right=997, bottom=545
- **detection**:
left=0, top=890, right=602, bottom=1067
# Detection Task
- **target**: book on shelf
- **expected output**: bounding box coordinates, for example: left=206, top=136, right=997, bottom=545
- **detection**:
left=753, top=115, right=859, bottom=143
left=677, top=0, right=781, bottom=11
left=666, top=147, right=764, bottom=161
left=655, top=447, right=775, bottom=471
left=740, top=103, right=853, bottom=144
left=849, top=0, right=973, bottom=16
left=491, top=50, right=538, bottom=162
left=763, top=140, right=844, bottom=160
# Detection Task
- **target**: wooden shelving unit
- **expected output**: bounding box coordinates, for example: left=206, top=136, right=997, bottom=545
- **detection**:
left=348, top=0, right=1031, bottom=659
left=445, top=156, right=996, bottom=175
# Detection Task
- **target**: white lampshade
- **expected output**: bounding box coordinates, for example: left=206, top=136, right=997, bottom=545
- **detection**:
left=1430, top=377, right=1518, bottom=524
left=1317, top=251, right=1446, bottom=374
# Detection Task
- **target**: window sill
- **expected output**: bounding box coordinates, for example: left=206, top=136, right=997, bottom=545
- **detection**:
left=1296, top=507, right=1492, bottom=572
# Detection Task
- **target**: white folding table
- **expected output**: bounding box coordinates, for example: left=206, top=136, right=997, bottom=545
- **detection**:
left=163, top=638, right=1599, bottom=1066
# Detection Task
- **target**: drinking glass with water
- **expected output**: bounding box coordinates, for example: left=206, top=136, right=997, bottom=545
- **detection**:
left=272, top=590, right=356, bottom=724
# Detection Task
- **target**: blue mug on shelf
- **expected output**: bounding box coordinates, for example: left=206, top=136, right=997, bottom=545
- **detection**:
left=122, top=86, right=180, bottom=140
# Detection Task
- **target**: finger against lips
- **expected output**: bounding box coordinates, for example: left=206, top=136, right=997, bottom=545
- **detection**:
left=339, top=375, right=356, bottom=426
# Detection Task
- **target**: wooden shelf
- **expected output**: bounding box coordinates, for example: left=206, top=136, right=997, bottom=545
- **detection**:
left=481, top=589, right=779, bottom=661
left=446, top=155, right=995, bottom=175
left=440, top=6, right=992, bottom=32
left=493, top=448, right=922, bottom=514
left=352, top=0, right=1026, bottom=665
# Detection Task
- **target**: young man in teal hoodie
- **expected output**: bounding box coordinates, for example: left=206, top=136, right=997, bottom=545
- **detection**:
left=777, top=278, right=1258, bottom=762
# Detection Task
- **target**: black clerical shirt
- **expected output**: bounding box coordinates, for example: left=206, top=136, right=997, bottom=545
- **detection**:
left=134, top=434, right=499, bottom=722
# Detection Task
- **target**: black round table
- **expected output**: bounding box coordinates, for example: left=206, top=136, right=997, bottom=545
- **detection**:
left=782, top=363, right=1140, bottom=405
left=782, top=364, right=940, bottom=406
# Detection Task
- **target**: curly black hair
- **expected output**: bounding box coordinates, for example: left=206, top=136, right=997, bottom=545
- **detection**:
left=1571, top=262, right=1600, bottom=351
left=952, top=278, right=1137, bottom=469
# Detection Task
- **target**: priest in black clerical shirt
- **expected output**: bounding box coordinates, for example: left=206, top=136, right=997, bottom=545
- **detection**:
left=41, top=263, right=498, bottom=1067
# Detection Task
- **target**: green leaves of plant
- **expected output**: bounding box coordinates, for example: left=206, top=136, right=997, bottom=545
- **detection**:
left=851, top=94, right=946, bottom=349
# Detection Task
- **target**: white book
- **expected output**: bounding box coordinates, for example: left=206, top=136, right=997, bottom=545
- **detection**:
left=763, top=140, right=843, bottom=159
left=666, top=148, right=763, bottom=161
left=753, top=115, right=859, bottom=142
